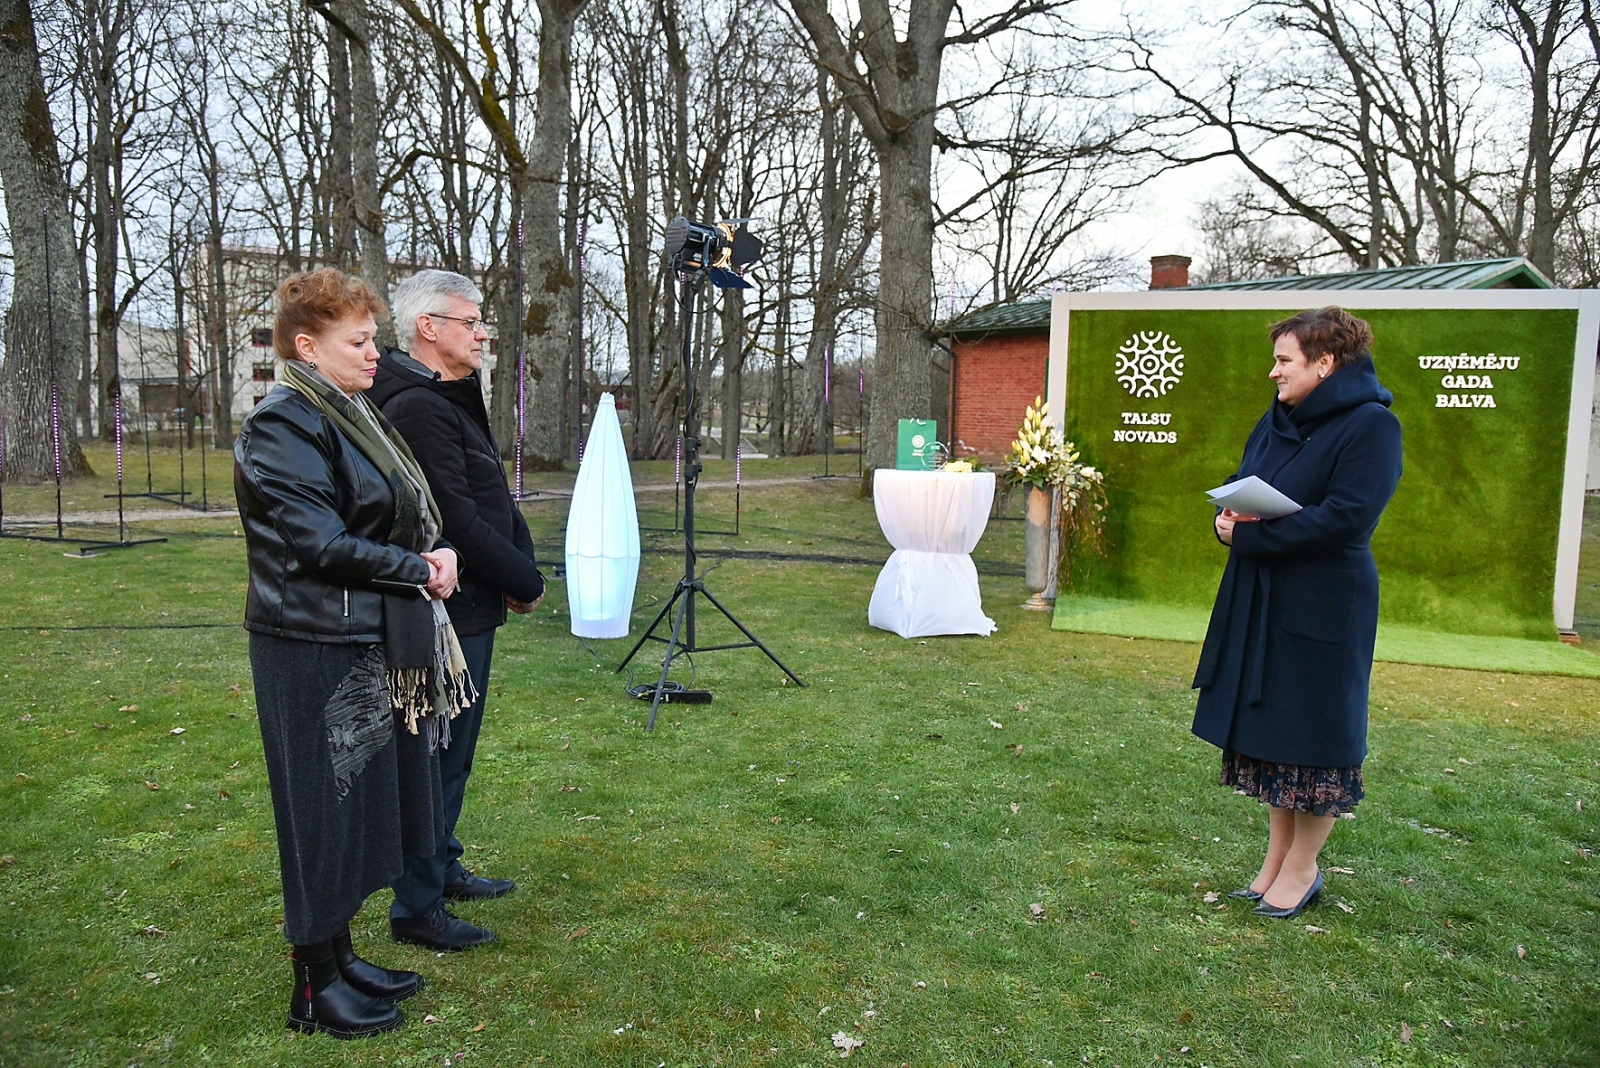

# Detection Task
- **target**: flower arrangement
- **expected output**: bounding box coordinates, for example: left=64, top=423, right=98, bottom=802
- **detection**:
left=1003, top=397, right=1108, bottom=586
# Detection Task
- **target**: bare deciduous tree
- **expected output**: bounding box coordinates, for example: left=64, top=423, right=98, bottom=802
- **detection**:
left=0, top=0, right=92, bottom=480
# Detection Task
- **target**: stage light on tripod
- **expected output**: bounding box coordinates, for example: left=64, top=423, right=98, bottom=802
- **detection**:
left=663, top=216, right=763, bottom=289
left=564, top=393, right=640, bottom=639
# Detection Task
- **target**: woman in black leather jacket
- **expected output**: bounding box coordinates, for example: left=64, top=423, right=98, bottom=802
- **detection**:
left=234, top=269, right=473, bottom=1038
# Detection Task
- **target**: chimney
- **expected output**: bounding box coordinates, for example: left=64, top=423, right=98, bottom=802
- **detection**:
left=1149, top=254, right=1191, bottom=290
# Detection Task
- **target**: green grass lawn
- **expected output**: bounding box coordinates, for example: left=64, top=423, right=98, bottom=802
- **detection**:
left=2, top=463, right=1598, bottom=1067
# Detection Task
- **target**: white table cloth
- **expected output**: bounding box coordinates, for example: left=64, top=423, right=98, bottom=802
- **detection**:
left=868, top=469, right=998, bottom=638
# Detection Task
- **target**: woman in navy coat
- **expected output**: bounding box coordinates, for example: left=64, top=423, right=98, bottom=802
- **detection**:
left=1193, top=307, right=1402, bottom=918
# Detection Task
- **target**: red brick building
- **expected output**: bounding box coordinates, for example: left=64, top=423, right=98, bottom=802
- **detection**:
left=944, top=300, right=1052, bottom=461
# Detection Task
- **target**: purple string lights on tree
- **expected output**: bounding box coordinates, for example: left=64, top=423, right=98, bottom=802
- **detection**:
left=514, top=216, right=525, bottom=497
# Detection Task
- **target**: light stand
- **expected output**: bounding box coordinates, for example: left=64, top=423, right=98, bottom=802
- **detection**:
left=812, top=339, right=846, bottom=480
left=617, top=223, right=804, bottom=729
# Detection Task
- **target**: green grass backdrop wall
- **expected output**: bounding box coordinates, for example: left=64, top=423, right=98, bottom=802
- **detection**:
left=1065, top=306, right=1580, bottom=640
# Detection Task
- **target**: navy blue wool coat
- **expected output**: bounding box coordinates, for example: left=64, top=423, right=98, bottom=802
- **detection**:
left=1192, top=357, right=1403, bottom=768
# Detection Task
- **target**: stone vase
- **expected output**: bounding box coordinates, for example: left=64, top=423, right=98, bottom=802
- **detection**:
left=1021, top=483, right=1061, bottom=611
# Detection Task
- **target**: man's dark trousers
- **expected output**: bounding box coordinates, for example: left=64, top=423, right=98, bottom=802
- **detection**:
left=391, top=630, right=495, bottom=919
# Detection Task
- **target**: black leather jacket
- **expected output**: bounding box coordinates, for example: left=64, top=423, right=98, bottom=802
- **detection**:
left=234, top=384, right=434, bottom=643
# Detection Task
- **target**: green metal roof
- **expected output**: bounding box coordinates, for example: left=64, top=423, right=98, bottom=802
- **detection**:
left=946, top=258, right=1555, bottom=339
left=1186, top=257, right=1553, bottom=292
left=947, top=298, right=1052, bottom=339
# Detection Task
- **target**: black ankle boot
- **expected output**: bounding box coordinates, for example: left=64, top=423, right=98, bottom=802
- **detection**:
left=333, top=926, right=424, bottom=1002
left=287, top=941, right=405, bottom=1038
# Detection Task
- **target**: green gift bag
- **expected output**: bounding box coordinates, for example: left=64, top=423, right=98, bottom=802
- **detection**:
left=896, top=419, right=939, bottom=470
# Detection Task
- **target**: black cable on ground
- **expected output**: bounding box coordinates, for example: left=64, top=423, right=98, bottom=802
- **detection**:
left=1, top=622, right=237, bottom=632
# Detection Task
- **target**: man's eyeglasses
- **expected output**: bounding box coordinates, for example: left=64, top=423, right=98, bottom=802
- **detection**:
left=425, top=312, right=488, bottom=333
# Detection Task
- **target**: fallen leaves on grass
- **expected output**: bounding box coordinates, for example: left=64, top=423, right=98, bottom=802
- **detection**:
left=1304, top=925, right=1326, bottom=934
left=119, top=705, right=138, bottom=712
left=143, top=780, right=160, bottom=791
left=831, top=1031, right=863, bottom=1057
left=423, top=1014, right=444, bottom=1024
left=19, top=713, right=33, bottom=722
left=566, top=926, right=590, bottom=940
left=1010, top=802, right=1020, bottom=814
left=138, top=925, right=166, bottom=937
left=472, top=1023, right=485, bottom=1032
left=1028, top=903, right=1045, bottom=917
left=169, top=727, right=185, bottom=736
left=1327, top=866, right=1355, bottom=875
left=913, top=981, right=927, bottom=989
left=1400, top=1023, right=1413, bottom=1044
left=93, top=722, right=109, bottom=730
left=0, top=856, right=12, bottom=867
left=1517, top=945, right=1526, bottom=959
left=1336, top=902, right=1355, bottom=914
left=988, top=719, right=1003, bottom=729
left=1202, top=891, right=1220, bottom=904
left=559, top=784, right=582, bottom=792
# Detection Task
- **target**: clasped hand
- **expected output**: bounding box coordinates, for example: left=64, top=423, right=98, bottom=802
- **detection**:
left=421, top=548, right=459, bottom=599
left=505, top=592, right=544, bottom=615
left=1215, top=508, right=1260, bottom=546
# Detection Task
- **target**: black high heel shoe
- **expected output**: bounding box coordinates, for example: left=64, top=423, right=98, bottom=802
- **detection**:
left=1228, top=886, right=1264, bottom=901
left=1252, top=870, right=1323, bottom=919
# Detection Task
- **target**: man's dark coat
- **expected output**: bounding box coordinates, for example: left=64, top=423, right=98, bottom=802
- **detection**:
left=1192, top=357, right=1403, bottom=768
left=368, top=349, right=544, bottom=636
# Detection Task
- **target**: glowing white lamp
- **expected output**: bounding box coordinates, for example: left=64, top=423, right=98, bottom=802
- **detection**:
left=565, top=393, right=641, bottom=638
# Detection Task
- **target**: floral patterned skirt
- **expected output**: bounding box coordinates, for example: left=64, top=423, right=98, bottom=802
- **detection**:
left=1221, top=749, right=1364, bottom=816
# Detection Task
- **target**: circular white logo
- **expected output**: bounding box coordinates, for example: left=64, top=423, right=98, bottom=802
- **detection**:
left=911, top=434, right=926, bottom=449
left=1115, top=331, right=1185, bottom=398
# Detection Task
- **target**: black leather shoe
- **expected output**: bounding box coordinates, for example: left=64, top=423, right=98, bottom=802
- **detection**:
left=333, top=926, right=424, bottom=1002
left=1228, top=886, right=1264, bottom=901
left=1253, top=870, right=1323, bottom=919
left=287, top=944, right=405, bottom=1039
left=443, top=871, right=516, bottom=902
left=390, top=905, right=497, bottom=951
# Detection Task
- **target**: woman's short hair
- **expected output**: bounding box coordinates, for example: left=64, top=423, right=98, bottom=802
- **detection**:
left=272, top=268, right=387, bottom=363
left=1268, top=307, right=1374, bottom=370
left=391, top=269, right=484, bottom=350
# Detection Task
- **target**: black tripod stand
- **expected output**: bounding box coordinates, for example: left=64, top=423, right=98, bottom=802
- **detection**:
left=617, top=268, right=804, bottom=729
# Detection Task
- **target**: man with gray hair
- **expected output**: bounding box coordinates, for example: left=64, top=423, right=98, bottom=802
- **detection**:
left=368, top=268, right=545, bottom=952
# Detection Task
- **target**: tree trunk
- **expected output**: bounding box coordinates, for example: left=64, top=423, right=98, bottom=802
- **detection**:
left=787, top=0, right=954, bottom=489
left=324, top=9, right=356, bottom=270
left=717, top=287, right=743, bottom=458
left=796, top=71, right=841, bottom=456
left=205, top=186, right=234, bottom=445
left=89, top=0, right=127, bottom=440
left=341, top=0, right=391, bottom=341
left=517, top=0, right=588, bottom=471
left=0, top=0, right=92, bottom=481
left=868, top=139, right=936, bottom=474
left=566, top=135, right=583, bottom=460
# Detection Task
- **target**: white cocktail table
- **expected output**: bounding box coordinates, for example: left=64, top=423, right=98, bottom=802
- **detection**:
left=867, top=469, right=998, bottom=638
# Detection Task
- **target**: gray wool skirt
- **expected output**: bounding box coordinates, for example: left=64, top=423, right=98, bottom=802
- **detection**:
left=250, top=633, right=445, bottom=944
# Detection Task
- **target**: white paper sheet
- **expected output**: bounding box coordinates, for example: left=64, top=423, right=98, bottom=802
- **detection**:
left=1206, top=475, right=1302, bottom=520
